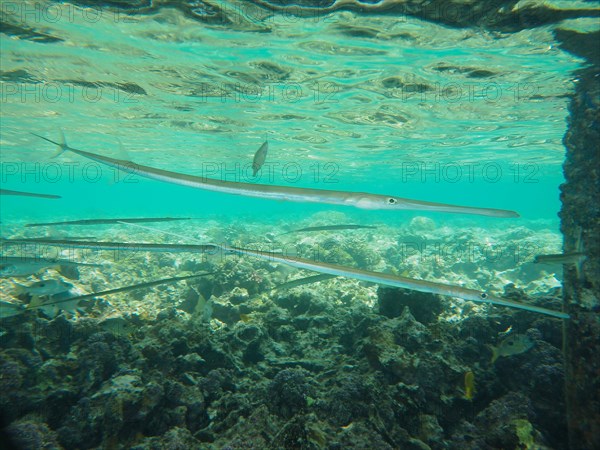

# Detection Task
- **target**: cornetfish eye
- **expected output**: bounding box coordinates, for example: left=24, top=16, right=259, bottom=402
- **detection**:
left=387, top=197, right=397, bottom=205
left=480, top=292, right=488, bottom=299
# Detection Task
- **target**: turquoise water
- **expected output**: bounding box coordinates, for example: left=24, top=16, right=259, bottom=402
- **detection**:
left=0, top=4, right=583, bottom=229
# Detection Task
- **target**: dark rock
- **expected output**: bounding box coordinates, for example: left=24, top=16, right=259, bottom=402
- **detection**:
left=448, top=392, right=536, bottom=449
left=131, top=426, right=201, bottom=450
left=323, top=374, right=381, bottom=427
left=556, top=29, right=600, bottom=67
left=268, top=368, right=315, bottom=419
left=378, top=287, right=444, bottom=324
left=175, top=288, right=200, bottom=314
left=200, top=368, right=235, bottom=401
left=5, top=420, right=61, bottom=450
left=558, top=38, right=600, bottom=448
left=175, top=352, right=206, bottom=373
left=276, top=291, right=315, bottom=316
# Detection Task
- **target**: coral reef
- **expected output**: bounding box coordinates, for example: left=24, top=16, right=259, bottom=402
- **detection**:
left=0, top=220, right=568, bottom=449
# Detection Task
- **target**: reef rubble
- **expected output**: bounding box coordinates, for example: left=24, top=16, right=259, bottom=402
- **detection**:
left=0, top=220, right=567, bottom=449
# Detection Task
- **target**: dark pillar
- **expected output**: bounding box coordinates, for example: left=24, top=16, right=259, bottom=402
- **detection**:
left=557, top=30, right=600, bottom=450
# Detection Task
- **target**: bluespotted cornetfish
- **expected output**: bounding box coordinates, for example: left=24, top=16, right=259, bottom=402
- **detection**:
left=25, top=217, right=193, bottom=227
left=280, top=224, right=377, bottom=235
left=112, top=222, right=567, bottom=319
left=0, top=188, right=61, bottom=199
left=14, top=236, right=97, bottom=241
left=0, top=238, right=220, bottom=254
left=1, top=273, right=214, bottom=318
left=252, top=140, right=268, bottom=176
left=222, top=245, right=569, bottom=319
left=31, top=133, right=519, bottom=218
left=0, top=256, right=102, bottom=277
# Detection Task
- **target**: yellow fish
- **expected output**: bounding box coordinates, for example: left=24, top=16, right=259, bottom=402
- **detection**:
left=464, top=371, right=475, bottom=400
left=239, top=313, right=252, bottom=323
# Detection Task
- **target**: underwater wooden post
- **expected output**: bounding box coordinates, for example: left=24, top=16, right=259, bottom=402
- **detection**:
left=558, top=34, right=600, bottom=450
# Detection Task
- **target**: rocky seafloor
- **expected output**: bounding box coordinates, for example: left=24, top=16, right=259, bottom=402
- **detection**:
left=0, top=214, right=567, bottom=449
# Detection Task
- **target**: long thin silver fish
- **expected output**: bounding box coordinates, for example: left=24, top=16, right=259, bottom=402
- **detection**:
left=223, top=246, right=568, bottom=319
left=0, top=256, right=101, bottom=277
left=252, top=140, right=268, bottom=176
left=1, top=238, right=221, bottom=254
left=25, top=217, right=192, bottom=227
left=0, top=189, right=61, bottom=199
left=32, top=133, right=519, bottom=218
left=15, top=236, right=97, bottom=241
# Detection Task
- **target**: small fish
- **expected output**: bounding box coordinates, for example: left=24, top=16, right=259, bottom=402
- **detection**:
left=490, top=334, right=534, bottom=363
left=280, top=224, right=377, bottom=235
left=273, top=274, right=337, bottom=291
left=14, top=279, right=74, bottom=296
left=18, top=236, right=96, bottom=241
left=464, top=371, right=475, bottom=400
left=0, top=257, right=101, bottom=278
left=1, top=238, right=220, bottom=254
left=29, top=290, right=82, bottom=318
left=533, top=252, right=586, bottom=264
left=25, top=217, right=192, bottom=227
left=99, top=316, right=135, bottom=336
left=252, top=140, right=268, bottom=176
left=0, top=189, right=60, bottom=199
